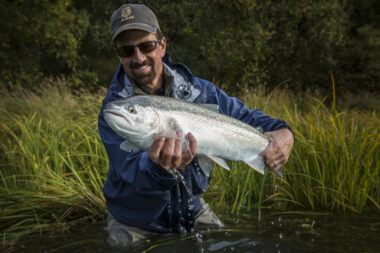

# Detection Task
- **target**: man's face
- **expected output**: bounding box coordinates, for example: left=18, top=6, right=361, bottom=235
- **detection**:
left=115, top=30, right=166, bottom=87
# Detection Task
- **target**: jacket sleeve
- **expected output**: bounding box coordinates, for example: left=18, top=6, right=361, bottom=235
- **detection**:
left=204, top=81, right=293, bottom=133
left=98, top=104, right=178, bottom=192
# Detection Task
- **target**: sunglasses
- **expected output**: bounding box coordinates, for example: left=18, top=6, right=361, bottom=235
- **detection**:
left=114, top=39, right=162, bottom=57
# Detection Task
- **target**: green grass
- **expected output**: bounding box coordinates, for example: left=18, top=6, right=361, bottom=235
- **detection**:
left=0, top=83, right=108, bottom=244
left=0, top=80, right=379, bottom=245
left=207, top=78, right=380, bottom=216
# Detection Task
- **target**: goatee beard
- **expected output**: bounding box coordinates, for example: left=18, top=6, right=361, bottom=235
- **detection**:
left=130, top=60, right=156, bottom=86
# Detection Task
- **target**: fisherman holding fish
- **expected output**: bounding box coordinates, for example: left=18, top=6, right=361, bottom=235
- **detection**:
left=98, top=3, right=294, bottom=247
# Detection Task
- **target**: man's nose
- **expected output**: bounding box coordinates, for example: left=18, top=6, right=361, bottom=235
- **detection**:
left=131, top=47, right=146, bottom=63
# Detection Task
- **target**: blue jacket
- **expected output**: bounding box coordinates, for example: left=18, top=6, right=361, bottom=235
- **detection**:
left=98, top=54, right=291, bottom=233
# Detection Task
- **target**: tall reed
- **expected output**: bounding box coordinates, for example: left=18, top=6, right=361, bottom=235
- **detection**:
left=207, top=82, right=379, bottom=215
left=0, top=82, right=108, bottom=244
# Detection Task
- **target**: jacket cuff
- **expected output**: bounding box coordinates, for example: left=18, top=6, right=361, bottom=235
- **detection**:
left=275, top=124, right=295, bottom=142
left=149, top=161, right=179, bottom=189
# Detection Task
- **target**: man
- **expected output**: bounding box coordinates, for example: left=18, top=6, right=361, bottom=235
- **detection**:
left=98, top=3, right=294, bottom=247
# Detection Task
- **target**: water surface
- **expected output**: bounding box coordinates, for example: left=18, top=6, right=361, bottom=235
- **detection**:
left=4, top=212, right=379, bottom=252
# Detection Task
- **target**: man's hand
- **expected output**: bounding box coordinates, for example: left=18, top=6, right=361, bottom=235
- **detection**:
left=148, top=131, right=197, bottom=172
left=262, top=128, right=294, bottom=172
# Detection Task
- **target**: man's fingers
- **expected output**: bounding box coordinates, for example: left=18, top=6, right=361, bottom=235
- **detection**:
left=149, top=132, right=197, bottom=171
left=261, top=137, right=284, bottom=172
left=187, top=132, right=197, bottom=156
left=181, top=132, right=197, bottom=164
left=160, top=137, right=176, bottom=169
left=269, top=158, right=285, bottom=172
left=264, top=152, right=286, bottom=171
left=172, top=131, right=183, bottom=168
left=148, top=138, right=165, bottom=162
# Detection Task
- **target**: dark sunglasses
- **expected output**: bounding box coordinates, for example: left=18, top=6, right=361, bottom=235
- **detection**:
left=114, top=39, right=162, bottom=57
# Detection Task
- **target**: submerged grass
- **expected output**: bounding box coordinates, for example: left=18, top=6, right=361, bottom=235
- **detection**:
left=1, top=80, right=379, bottom=245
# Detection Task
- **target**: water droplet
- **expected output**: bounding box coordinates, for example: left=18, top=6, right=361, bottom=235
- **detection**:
left=196, top=232, right=203, bottom=243
left=179, top=226, right=186, bottom=235
left=279, top=233, right=283, bottom=239
left=271, top=221, right=275, bottom=225
left=275, top=243, right=279, bottom=248
left=278, top=216, right=282, bottom=222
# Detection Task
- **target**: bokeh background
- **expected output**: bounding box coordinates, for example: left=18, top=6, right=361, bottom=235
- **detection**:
left=1, top=0, right=379, bottom=97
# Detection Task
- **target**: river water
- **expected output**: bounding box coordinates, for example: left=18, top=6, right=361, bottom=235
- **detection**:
left=4, top=212, right=379, bottom=252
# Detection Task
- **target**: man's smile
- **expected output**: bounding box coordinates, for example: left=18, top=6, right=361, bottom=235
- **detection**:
left=133, top=64, right=152, bottom=74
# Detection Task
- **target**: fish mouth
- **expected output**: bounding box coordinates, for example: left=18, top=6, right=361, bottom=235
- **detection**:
left=104, top=109, right=130, bottom=124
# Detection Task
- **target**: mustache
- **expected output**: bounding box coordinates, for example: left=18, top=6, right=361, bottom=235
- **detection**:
left=130, top=60, right=153, bottom=70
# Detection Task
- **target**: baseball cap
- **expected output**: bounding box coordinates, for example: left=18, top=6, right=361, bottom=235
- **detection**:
left=110, top=4, right=160, bottom=43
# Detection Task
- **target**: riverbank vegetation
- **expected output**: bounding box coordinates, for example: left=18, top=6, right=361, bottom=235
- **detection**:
left=1, top=81, right=379, bottom=245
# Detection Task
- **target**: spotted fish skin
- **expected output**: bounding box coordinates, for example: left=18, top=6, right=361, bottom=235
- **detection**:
left=103, top=95, right=270, bottom=176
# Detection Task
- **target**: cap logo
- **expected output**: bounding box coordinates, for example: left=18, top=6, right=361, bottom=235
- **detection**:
left=121, top=7, right=134, bottom=21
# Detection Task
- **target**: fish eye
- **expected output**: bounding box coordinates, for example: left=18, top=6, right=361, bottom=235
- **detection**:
left=126, top=105, right=136, bottom=114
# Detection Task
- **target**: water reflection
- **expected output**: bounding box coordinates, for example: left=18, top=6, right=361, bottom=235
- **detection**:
left=3, top=212, right=379, bottom=253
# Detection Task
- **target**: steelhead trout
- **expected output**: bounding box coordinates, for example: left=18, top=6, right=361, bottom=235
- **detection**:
left=103, top=95, right=273, bottom=176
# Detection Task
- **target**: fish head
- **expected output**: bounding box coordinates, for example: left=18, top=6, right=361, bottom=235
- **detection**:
left=103, top=99, right=159, bottom=139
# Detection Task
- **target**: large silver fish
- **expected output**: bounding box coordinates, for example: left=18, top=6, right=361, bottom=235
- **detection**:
left=103, top=95, right=274, bottom=176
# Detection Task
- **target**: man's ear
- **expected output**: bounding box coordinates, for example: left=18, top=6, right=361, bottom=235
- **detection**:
left=159, top=37, right=167, bottom=57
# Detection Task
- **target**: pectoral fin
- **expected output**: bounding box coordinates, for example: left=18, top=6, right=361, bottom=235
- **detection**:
left=154, top=117, right=184, bottom=140
left=120, top=140, right=140, bottom=152
left=154, top=131, right=182, bottom=140
left=154, top=117, right=191, bottom=153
